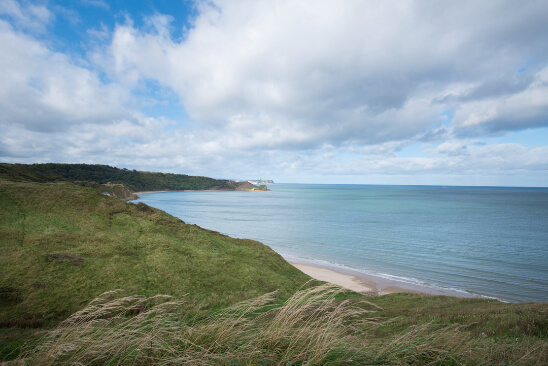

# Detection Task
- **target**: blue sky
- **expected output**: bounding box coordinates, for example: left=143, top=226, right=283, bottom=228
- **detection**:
left=1, top=0, right=548, bottom=186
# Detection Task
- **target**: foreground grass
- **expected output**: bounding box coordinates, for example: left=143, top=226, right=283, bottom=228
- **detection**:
left=10, top=285, right=548, bottom=365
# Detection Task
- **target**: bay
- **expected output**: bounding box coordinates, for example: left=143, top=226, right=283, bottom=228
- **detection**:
left=134, top=184, right=548, bottom=303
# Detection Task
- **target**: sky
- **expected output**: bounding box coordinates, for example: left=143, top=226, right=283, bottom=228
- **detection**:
left=1, top=0, right=548, bottom=186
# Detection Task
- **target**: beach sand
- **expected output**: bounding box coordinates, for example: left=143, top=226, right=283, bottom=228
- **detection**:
left=289, top=261, right=476, bottom=298
left=290, top=263, right=413, bottom=296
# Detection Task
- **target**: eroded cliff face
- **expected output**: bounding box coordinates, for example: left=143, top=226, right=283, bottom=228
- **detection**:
left=75, top=181, right=138, bottom=200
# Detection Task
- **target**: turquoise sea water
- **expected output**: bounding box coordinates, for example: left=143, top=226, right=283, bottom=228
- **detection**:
left=134, top=184, right=548, bottom=303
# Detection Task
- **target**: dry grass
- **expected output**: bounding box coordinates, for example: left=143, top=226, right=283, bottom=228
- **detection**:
left=12, top=285, right=548, bottom=365
left=17, top=284, right=377, bottom=365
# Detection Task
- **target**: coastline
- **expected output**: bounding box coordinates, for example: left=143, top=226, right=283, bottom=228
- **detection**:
left=134, top=191, right=479, bottom=299
left=133, top=191, right=486, bottom=300
left=289, top=259, right=479, bottom=299
left=127, top=191, right=178, bottom=201
left=291, top=263, right=387, bottom=295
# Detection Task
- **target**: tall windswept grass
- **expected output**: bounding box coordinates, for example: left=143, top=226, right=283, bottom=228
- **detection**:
left=21, top=289, right=184, bottom=365
left=18, top=284, right=377, bottom=365
left=176, top=283, right=380, bottom=365
left=14, top=285, right=548, bottom=365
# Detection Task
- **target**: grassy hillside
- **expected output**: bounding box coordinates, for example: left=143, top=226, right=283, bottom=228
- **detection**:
left=0, top=163, right=267, bottom=193
left=0, top=180, right=306, bottom=324
left=0, top=178, right=310, bottom=359
left=1, top=172, right=547, bottom=364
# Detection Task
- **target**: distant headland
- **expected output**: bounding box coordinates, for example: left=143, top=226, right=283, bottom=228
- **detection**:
left=0, top=163, right=269, bottom=200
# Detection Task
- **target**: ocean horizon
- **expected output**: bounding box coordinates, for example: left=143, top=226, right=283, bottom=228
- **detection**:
left=134, top=184, right=548, bottom=303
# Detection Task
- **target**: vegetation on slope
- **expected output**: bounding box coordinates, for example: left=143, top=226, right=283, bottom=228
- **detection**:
left=0, top=163, right=267, bottom=194
left=0, top=178, right=308, bottom=359
left=0, top=179, right=305, bottom=324
left=0, top=167, right=547, bottom=364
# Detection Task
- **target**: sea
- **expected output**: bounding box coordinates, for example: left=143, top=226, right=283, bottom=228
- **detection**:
left=134, top=184, right=548, bottom=303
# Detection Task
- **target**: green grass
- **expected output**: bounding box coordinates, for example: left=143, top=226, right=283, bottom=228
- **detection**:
left=369, top=293, right=548, bottom=338
left=1, top=175, right=547, bottom=364
left=0, top=179, right=311, bottom=360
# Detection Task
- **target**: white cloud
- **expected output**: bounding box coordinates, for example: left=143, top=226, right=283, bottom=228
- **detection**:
left=99, top=0, right=548, bottom=152
left=432, top=141, right=470, bottom=157
left=0, top=0, right=52, bottom=31
left=0, top=20, right=131, bottom=132
left=451, top=66, right=548, bottom=136
left=283, top=142, right=548, bottom=179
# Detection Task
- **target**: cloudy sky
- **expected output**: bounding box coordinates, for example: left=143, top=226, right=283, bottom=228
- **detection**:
left=1, top=0, right=548, bottom=186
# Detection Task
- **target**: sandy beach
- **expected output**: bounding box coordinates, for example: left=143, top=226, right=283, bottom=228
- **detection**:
left=290, top=261, right=476, bottom=298
left=290, top=263, right=413, bottom=296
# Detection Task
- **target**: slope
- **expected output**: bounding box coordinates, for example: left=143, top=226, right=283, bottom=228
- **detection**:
left=0, top=179, right=308, bottom=328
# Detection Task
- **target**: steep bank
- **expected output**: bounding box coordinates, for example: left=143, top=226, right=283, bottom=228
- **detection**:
left=0, top=179, right=309, bottom=327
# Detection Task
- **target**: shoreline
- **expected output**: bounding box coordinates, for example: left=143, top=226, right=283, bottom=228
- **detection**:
left=133, top=191, right=482, bottom=300
left=288, top=259, right=479, bottom=299
left=291, top=263, right=393, bottom=296
left=131, top=190, right=220, bottom=200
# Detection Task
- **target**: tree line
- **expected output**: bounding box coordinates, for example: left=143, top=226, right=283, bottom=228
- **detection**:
left=0, top=163, right=234, bottom=192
